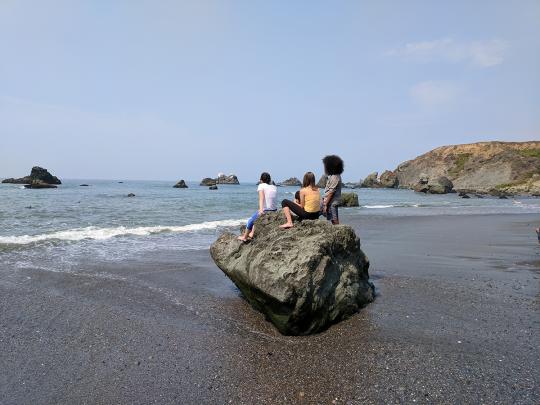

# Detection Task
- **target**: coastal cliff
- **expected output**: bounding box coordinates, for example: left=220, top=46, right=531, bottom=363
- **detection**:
left=394, top=141, right=540, bottom=195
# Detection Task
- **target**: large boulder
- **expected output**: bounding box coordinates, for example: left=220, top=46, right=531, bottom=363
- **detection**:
left=2, top=166, right=61, bottom=185
left=200, top=177, right=217, bottom=186
left=379, top=170, right=398, bottom=188
left=413, top=175, right=453, bottom=194
left=216, top=174, right=240, bottom=185
left=210, top=212, right=374, bottom=335
left=427, top=176, right=454, bottom=194
left=341, top=192, right=359, bottom=207
left=279, top=177, right=302, bottom=187
left=361, top=172, right=379, bottom=188
left=173, top=180, right=188, bottom=188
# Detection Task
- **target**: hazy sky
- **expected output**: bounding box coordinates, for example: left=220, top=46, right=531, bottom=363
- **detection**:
left=1, top=0, right=539, bottom=182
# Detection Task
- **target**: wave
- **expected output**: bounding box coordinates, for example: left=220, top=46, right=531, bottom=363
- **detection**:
left=362, top=205, right=395, bottom=209
left=0, top=218, right=245, bottom=245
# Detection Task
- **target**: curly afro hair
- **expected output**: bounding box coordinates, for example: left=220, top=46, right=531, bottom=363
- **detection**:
left=322, top=155, right=344, bottom=175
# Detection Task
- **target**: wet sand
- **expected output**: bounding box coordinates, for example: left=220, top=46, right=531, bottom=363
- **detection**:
left=1, top=213, right=539, bottom=404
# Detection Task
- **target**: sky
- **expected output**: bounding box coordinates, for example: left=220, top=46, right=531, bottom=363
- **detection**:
left=1, top=0, right=539, bottom=182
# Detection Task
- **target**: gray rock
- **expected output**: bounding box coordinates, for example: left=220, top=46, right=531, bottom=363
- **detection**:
left=80, top=184, right=90, bottom=187
left=279, top=177, right=302, bottom=187
left=361, top=172, right=379, bottom=188
left=173, top=180, right=188, bottom=188
left=210, top=212, right=374, bottom=335
left=341, top=192, right=359, bottom=207
left=209, top=185, right=218, bottom=190
left=316, top=174, right=328, bottom=188
left=200, top=178, right=217, bottom=186
left=127, top=193, right=136, bottom=197
left=2, top=166, right=61, bottom=185
left=427, top=176, right=454, bottom=194
left=379, top=170, right=398, bottom=188
left=216, top=174, right=240, bottom=185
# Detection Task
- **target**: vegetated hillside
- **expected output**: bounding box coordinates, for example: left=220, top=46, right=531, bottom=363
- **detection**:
left=394, top=141, right=540, bottom=194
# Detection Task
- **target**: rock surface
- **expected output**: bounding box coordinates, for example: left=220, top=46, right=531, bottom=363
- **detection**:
left=209, top=185, right=218, bottom=190
left=341, top=192, right=359, bottom=207
left=210, top=212, right=374, bottom=335
left=2, top=166, right=61, bottom=185
left=361, top=172, right=379, bottom=188
left=173, top=180, right=188, bottom=188
left=127, top=193, right=135, bottom=197
left=279, top=177, right=302, bottom=187
left=395, top=141, right=540, bottom=194
left=379, top=170, right=399, bottom=188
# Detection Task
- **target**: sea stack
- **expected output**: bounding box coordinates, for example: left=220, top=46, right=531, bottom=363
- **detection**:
left=2, top=166, right=61, bottom=185
left=210, top=212, right=374, bottom=335
left=173, top=180, right=188, bottom=188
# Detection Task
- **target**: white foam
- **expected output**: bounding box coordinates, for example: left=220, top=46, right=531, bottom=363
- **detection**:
left=362, top=205, right=395, bottom=209
left=0, top=218, right=245, bottom=245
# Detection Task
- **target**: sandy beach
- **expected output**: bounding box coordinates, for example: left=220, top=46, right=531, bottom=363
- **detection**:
left=1, top=213, right=539, bottom=404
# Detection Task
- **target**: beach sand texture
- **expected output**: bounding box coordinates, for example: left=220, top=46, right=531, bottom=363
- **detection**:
left=1, top=213, right=539, bottom=404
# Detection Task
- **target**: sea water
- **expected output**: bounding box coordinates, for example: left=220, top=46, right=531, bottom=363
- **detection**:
left=1, top=179, right=539, bottom=272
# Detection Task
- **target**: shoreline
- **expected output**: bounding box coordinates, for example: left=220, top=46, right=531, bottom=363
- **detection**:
left=1, top=213, right=539, bottom=403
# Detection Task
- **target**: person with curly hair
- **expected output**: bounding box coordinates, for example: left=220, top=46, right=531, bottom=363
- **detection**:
left=321, top=155, right=344, bottom=225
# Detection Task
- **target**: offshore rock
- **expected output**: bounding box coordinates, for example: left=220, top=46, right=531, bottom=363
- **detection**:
left=23, top=180, right=58, bottom=189
left=316, top=174, right=328, bottom=188
left=2, top=166, right=61, bottom=185
left=216, top=174, right=240, bottom=185
left=200, top=178, right=217, bottom=186
left=210, top=212, right=374, bottom=335
left=341, top=192, right=359, bottom=207
left=279, top=177, right=302, bottom=187
left=173, top=180, right=188, bottom=188
left=361, top=172, right=380, bottom=188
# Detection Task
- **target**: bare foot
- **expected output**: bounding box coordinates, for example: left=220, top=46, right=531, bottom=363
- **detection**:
left=248, top=231, right=255, bottom=238
left=237, top=235, right=247, bottom=242
left=280, top=223, right=294, bottom=229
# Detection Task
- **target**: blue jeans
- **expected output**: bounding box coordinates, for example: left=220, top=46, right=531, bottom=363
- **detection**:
left=321, top=201, right=339, bottom=222
left=246, top=209, right=276, bottom=230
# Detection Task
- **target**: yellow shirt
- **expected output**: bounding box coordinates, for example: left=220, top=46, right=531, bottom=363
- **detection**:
left=303, top=187, right=321, bottom=213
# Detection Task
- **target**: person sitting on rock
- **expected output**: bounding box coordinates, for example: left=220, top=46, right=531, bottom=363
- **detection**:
left=280, top=172, right=321, bottom=229
left=238, top=172, right=278, bottom=242
left=321, top=155, right=344, bottom=225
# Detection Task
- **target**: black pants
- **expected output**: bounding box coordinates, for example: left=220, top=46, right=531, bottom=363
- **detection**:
left=281, top=199, right=320, bottom=220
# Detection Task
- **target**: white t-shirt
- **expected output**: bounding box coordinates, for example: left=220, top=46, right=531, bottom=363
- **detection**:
left=257, top=183, right=278, bottom=210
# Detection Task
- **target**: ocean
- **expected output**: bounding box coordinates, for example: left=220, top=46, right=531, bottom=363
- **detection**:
left=1, top=179, right=539, bottom=273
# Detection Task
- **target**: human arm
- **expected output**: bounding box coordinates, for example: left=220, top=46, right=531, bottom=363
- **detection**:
left=299, top=189, right=306, bottom=208
left=258, top=190, right=265, bottom=214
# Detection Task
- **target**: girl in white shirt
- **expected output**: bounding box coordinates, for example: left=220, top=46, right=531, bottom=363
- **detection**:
left=238, top=172, right=277, bottom=242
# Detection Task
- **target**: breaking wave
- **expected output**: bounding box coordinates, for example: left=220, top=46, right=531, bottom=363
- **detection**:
left=0, top=218, right=245, bottom=245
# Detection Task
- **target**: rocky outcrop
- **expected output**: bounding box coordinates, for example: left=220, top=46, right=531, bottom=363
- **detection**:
left=2, top=166, right=61, bottom=185
left=210, top=212, right=374, bottom=335
left=341, top=192, right=359, bottom=207
left=316, top=175, right=327, bottom=188
left=127, top=193, right=136, bottom=197
left=216, top=174, right=240, bottom=185
left=279, top=177, right=302, bottom=187
left=361, top=172, right=379, bottom=188
left=395, top=141, right=540, bottom=194
left=379, top=170, right=398, bottom=188
left=209, top=185, right=218, bottom=190
left=200, top=174, right=240, bottom=186
left=173, top=180, right=188, bottom=188
left=413, top=175, right=454, bottom=194
left=200, top=178, right=217, bottom=186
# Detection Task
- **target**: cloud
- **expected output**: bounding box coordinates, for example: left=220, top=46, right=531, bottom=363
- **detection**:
left=410, top=81, right=462, bottom=107
left=387, top=38, right=509, bottom=67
